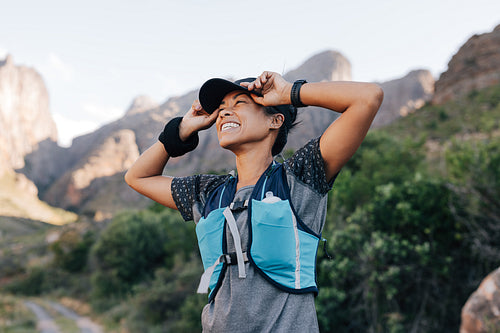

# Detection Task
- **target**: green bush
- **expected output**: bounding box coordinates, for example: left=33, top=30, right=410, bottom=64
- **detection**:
left=316, top=130, right=500, bottom=332
left=90, top=205, right=197, bottom=299
left=317, top=177, right=472, bottom=332
left=87, top=204, right=205, bottom=329
left=329, top=131, right=425, bottom=215
left=50, top=229, right=95, bottom=272
left=446, top=137, right=500, bottom=264
left=2, top=266, right=73, bottom=296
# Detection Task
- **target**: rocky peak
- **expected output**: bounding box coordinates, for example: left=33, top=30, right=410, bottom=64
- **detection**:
left=433, top=23, right=500, bottom=104
left=125, top=95, right=159, bottom=116
left=372, top=69, right=435, bottom=127
left=0, top=54, right=58, bottom=171
left=284, top=50, right=352, bottom=82
left=0, top=54, right=14, bottom=67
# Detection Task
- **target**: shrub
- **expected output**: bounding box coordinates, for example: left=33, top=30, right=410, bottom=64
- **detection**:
left=50, top=229, right=95, bottom=272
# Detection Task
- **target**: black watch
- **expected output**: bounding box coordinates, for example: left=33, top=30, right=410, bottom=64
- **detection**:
left=290, top=79, right=308, bottom=108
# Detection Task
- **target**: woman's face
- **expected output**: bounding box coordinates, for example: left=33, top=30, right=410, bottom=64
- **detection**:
left=215, top=91, right=276, bottom=153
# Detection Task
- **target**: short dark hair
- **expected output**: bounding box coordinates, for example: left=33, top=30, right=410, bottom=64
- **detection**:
left=263, top=105, right=298, bottom=156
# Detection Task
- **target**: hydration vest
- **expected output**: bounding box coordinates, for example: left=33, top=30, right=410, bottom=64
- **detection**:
left=196, top=162, right=321, bottom=302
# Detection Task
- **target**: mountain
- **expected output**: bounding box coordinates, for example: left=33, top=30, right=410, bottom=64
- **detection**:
left=14, top=50, right=434, bottom=219
left=0, top=54, right=57, bottom=173
left=433, top=23, right=500, bottom=104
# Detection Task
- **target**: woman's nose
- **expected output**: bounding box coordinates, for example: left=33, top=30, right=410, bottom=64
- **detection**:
left=219, top=108, right=234, bottom=118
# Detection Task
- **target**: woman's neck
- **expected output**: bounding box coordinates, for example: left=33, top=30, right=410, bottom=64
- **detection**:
left=234, top=149, right=274, bottom=190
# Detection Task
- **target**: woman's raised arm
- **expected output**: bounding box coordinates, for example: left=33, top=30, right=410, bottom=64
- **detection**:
left=299, top=81, right=384, bottom=181
left=124, top=101, right=218, bottom=208
left=243, top=72, right=384, bottom=182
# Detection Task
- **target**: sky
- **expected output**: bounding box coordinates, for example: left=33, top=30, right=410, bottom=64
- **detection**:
left=1, top=0, right=499, bottom=146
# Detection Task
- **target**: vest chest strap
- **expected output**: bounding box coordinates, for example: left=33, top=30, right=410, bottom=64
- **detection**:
left=229, top=200, right=249, bottom=211
left=223, top=251, right=249, bottom=265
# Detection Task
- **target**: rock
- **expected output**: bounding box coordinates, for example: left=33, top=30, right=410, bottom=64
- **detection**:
left=125, top=95, right=159, bottom=116
left=433, top=24, right=500, bottom=104
left=43, top=129, right=140, bottom=211
left=0, top=54, right=58, bottom=170
left=461, top=266, right=500, bottom=333
left=284, top=50, right=352, bottom=82
left=372, top=70, right=435, bottom=127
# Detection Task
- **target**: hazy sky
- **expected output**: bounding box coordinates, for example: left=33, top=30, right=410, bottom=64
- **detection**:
left=1, top=0, right=499, bottom=146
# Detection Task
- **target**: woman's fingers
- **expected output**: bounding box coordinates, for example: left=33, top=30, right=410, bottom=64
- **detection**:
left=240, top=71, right=290, bottom=105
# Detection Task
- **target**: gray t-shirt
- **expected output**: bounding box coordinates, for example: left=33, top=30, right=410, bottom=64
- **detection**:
left=172, top=137, right=334, bottom=333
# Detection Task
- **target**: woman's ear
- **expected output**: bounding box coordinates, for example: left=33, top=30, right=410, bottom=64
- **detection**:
left=270, top=113, right=285, bottom=129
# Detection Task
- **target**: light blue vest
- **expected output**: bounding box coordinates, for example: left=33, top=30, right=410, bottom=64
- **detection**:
left=195, top=163, right=320, bottom=302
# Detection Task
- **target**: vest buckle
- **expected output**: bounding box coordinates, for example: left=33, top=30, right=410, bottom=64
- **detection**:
left=229, top=200, right=249, bottom=212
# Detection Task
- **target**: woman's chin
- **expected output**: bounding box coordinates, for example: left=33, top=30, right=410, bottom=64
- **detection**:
left=218, top=139, right=236, bottom=151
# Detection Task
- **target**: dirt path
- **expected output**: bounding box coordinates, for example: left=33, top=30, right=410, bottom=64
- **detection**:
left=24, top=301, right=60, bottom=333
left=24, top=299, right=103, bottom=333
left=46, top=301, right=103, bottom=333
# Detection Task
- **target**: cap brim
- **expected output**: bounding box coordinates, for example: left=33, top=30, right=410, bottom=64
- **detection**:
left=199, top=78, right=262, bottom=114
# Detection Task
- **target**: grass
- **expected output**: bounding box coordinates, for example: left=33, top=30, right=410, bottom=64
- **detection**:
left=0, top=216, right=57, bottom=282
left=381, top=84, right=500, bottom=142
left=0, top=171, right=78, bottom=225
left=0, top=294, right=36, bottom=333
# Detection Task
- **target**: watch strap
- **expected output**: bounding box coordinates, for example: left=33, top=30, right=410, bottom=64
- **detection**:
left=290, top=79, right=308, bottom=108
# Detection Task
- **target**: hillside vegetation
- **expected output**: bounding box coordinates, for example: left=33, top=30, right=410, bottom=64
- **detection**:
left=0, top=172, right=77, bottom=225
left=1, top=84, right=499, bottom=332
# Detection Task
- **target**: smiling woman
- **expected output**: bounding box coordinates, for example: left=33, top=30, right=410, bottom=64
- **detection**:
left=124, top=71, right=383, bottom=332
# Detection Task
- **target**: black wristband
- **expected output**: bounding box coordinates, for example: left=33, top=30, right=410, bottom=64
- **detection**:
left=290, top=79, right=308, bottom=108
left=158, top=117, right=199, bottom=157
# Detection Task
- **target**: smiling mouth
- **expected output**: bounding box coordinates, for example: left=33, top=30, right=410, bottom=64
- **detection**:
left=221, top=122, right=240, bottom=132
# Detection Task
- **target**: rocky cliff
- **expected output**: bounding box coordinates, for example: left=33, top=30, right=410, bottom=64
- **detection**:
left=0, top=55, right=75, bottom=224
left=433, top=24, right=500, bottom=104
left=0, top=54, right=58, bottom=173
left=372, top=70, right=435, bottom=127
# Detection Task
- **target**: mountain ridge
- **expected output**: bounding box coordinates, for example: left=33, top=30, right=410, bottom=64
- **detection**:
left=14, top=50, right=435, bottom=218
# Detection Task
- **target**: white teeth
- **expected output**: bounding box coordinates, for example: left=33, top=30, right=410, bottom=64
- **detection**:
left=221, top=122, right=240, bottom=131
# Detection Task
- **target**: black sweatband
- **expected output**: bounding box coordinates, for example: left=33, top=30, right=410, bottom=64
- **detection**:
left=158, top=117, right=199, bottom=157
left=290, top=79, right=308, bottom=108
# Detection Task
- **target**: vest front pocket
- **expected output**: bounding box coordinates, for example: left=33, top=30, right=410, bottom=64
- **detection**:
left=251, top=199, right=297, bottom=287
left=297, top=229, right=319, bottom=288
left=196, top=208, right=225, bottom=290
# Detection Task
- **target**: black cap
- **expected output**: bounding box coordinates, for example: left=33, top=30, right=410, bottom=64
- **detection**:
left=199, top=77, right=297, bottom=129
left=199, top=77, right=262, bottom=114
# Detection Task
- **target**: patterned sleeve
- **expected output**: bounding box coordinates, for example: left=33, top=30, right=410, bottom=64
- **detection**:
left=284, top=137, right=336, bottom=195
left=171, top=174, right=228, bottom=221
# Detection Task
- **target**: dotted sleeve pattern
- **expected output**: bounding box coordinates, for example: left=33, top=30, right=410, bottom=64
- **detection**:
left=171, top=174, right=229, bottom=221
left=284, top=137, right=336, bottom=195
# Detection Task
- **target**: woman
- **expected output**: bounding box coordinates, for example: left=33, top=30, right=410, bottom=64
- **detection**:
left=125, top=71, right=383, bottom=332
